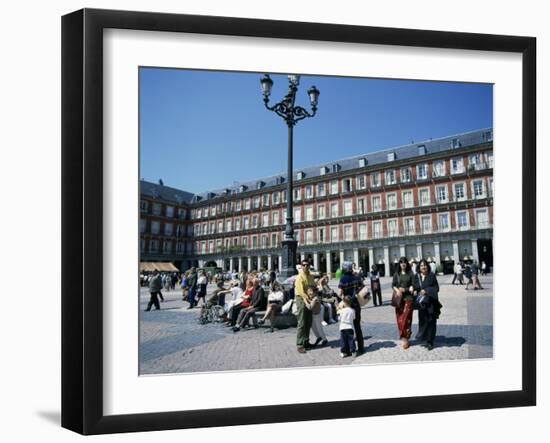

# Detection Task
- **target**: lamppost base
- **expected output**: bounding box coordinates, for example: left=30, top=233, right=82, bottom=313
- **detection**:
left=277, top=239, right=298, bottom=280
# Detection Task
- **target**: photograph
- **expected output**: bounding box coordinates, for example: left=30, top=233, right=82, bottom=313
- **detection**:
left=138, top=68, right=494, bottom=375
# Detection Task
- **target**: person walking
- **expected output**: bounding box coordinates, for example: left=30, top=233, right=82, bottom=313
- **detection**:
left=452, top=262, right=464, bottom=285
left=481, top=261, right=487, bottom=276
left=413, top=259, right=442, bottom=350
left=294, top=260, right=316, bottom=353
left=392, top=257, right=415, bottom=349
left=145, top=270, right=162, bottom=311
left=464, top=264, right=473, bottom=290
left=196, top=271, right=208, bottom=306
left=369, top=264, right=383, bottom=307
left=338, top=261, right=365, bottom=356
left=471, top=261, right=484, bottom=290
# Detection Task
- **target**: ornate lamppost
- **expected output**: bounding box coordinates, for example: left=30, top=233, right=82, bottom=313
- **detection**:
left=260, top=74, right=320, bottom=279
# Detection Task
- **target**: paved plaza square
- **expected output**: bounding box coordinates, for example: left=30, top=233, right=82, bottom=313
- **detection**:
left=139, top=274, right=493, bottom=375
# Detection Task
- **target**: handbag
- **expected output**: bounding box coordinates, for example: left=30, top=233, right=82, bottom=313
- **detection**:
left=357, top=286, right=372, bottom=307
left=391, top=289, right=403, bottom=308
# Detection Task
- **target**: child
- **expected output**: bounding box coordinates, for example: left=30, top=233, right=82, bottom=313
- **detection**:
left=338, top=295, right=356, bottom=357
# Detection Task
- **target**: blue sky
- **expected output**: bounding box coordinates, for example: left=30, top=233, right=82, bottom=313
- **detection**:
left=140, top=68, right=492, bottom=194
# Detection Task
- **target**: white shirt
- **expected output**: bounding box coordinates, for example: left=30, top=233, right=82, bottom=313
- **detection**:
left=197, top=275, right=207, bottom=285
left=339, top=307, right=356, bottom=330
left=268, top=290, right=284, bottom=303
left=229, top=286, right=243, bottom=302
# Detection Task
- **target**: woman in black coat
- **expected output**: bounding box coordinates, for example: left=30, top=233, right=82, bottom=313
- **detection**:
left=413, top=259, right=442, bottom=350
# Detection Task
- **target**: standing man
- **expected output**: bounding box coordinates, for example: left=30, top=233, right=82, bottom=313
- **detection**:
left=187, top=267, right=198, bottom=309
left=338, top=262, right=365, bottom=356
left=145, top=270, right=162, bottom=311
left=369, top=264, right=382, bottom=307
left=295, top=260, right=316, bottom=354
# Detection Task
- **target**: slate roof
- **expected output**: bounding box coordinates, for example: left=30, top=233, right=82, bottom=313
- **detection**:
left=193, top=127, right=493, bottom=202
left=140, top=180, right=195, bottom=205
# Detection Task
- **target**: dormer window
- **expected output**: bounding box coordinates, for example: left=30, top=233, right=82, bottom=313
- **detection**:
left=418, top=145, right=427, bottom=155
left=256, top=181, right=265, bottom=189
left=320, top=166, right=329, bottom=175
left=332, top=164, right=341, bottom=173
left=276, top=176, right=284, bottom=185
left=207, top=192, right=216, bottom=199
left=296, top=171, right=305, bottom=180
left=358, top=158, right=367, bottom=168
left=387, top=152, right=396, bottom=161
left=483, top=130, right=493, bottom=142
left=239, top=185, right=247, bottom=193
left=451, top=138, right=460, bottom=149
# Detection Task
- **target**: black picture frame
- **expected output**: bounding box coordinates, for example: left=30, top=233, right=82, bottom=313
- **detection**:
left=62, top=8, right=536, bottom=435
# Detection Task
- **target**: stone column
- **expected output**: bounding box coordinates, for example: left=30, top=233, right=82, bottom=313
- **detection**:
left=353, top=248, right=359, bottom=267
left=399, top=244, right=406, bottom=258
left=198, top=259, right=205, bottom=268
left=339, top=250, right=345, bottom=267
left=229, top=257, right=234, bottom=272
left=313, top=252, right=319, bottom=270
left=238, top=257, right=243, bottom=273
left=471, top=239, right=479, bottom=264
left=383, top=246, right=390, bottom=277
left=247, top=256, right=252, bottom=271
left=300, top=253, right=306, bottom=263
left=368, top=248, right=374, bottom=271
left=278, top=255, right=282, bottom=272
left=267, top=255, right=272, bottom=270
left=326, top=251, right=332, bottom=275
left=257, top=255, right=262, bottom=271
left=452, top=240, right=460, bottom=263
left=416, top=243, right=423, bottom=260
left=433, top=241, right=441, bottom=266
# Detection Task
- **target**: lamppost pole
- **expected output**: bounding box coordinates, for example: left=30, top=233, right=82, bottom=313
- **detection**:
left=260, top=74, right=320, bottom=279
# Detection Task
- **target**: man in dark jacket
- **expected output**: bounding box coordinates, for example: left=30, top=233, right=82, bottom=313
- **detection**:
left=232, top=278, right=266, bottom=332
left=145, top=270, right=162, bottom=311
left=187, top=268, right=198, bottom=308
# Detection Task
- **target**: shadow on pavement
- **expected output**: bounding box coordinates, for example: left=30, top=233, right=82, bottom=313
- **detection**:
left=364, top=340, right=398, bottom=352
left=433, top=335, right=467, bottom=347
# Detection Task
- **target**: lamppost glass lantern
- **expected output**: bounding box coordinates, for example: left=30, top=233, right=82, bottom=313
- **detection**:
left=288, top=74, right=300, bottom=86
left=260, top=74, right=273, bottom=98
left=307, top=85, right=320, bottom=107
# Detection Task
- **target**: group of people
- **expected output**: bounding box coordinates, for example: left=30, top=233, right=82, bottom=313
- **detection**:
left=144, top=257, right=444, bottom=357
left=451, top=261, right=485, bottom=290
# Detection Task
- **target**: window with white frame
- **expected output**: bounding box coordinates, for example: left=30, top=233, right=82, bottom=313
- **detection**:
left=152, top=203, right=162, bottom=215
left=261, top=235, right=268, bottom=248
left=436, top=185, right=448, bottom=203
left=150, top=240, right=159, bottom=253
left=205, top=223, right=210, bottom=234
left=305, top=206, right=314, bottom=221
left=372, top=195, right=381, bottom=212
left=317, top=204, right=326, bottom=220
left=164, top=223, right=173, bottom=236
left=433, top=160, right=446, bottom=177
left=293, top=188, right=301, bottom=201
left=342, top=178, right=352, bottom=193
left=331, top=202, right=339, bottom=218
left=488, top=178, right=494, bottom=197
left=402, top=191, right=413, bottom=208
left=272, top=211, right=280, bottom=226
left=165, top=206, right=174, bottom=218
left=330, top=180, right=339, bottom=194
left=473, top=180, right=485, bottom=198
left=344, top=225, right=353, bottom=241
left=201, top=241, right=207, bottom=254
left=244, top=199, right=251, bottom=210
left=387, top=193, right=397, bottom=210
left=400, top=167, right=412, bottom=183
left=151, top=221, right=160, bottom=235
left=331, top=226, right=339, bottom=242
left=140, top=200, right=148, bottom=212
left=211, top=206, right=216, bottom=217
left=271, top=233, right=278, bottom=247
left=226, top=220, right=233, bottom=232
left=140, top=218, right=146, bottom=233
left=454, top=183, right=466, bottom=201
left=373, top=221, right=382, bottom=239
left=476, top=209, right=489, bottom=228
left=344, top=200, right=353, bottom=216
left=272, top=192, right=280, bottom=205
left=357, top=198, right=366, bottom=215
left=216, top=221, right=222, bottom=232
left=305, top=185, right=314, bottom=199
left=357, top=175, right=366, bottom=190
left=262, top=213, right=269, bottom=227
left=404, top=217, right=415, bottom=235
left=451, top=157, right=465, bottom=174
left=387, top=219, right=398, bottom=237
left=419, top=188, right=430, bottom=206
left=359, top=223, right=367, bottom=240
left=235, top=218, right=241, bottom=231
left=421, top=215, right=432, bottom=233
left=469, top=153, right=483, bottom=170
left=242, top=237, right=248, bottom=249
left=416, top=164, right=428, bottom=179
left=487, top=151, right=494, bottom=169
left=438, top=213, right=450, bottom=232
left=371, top=172, right=381, bottom=187
left=294, top=230, right=300, bottom=242
left=451, top=138, right=460, bottom=149
left=317, top=182, right=326, bottom=196
left=243, top=217, right=249, bottom=229
left=457, top=211, right=469, bottom=230
left=318, top=227, right=326, bottom=243
left=262, top=194, right=269, bottom=206
left=236, top=200, right=242, bottom=211
left=293, top=208, right=301, bottom=222
left=305, top=230, right=313, bottom=245
left=385, top=169, right=396, bottom=185
left=252, top=236, right=258, bottom=249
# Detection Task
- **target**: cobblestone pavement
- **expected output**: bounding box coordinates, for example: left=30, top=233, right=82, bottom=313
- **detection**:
left=139, top=274, right=493, bottom=374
